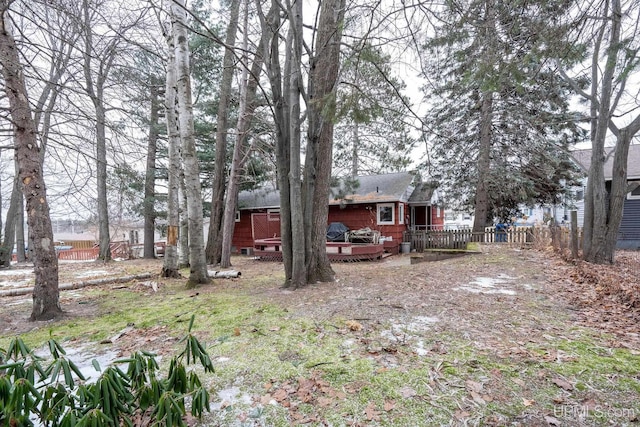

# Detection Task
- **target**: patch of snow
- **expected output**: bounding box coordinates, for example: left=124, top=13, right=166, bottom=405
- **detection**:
left=216, top=356, right=231, bottom=363
left=36, top=344, right=120, bottom=384
left=0, top=269, right=32, bottom=277
left=0, top=279, right=32, bottom=289
left=211, top=386, right=253, bottom=411
left=74, top=269, right=110, bottom=279
left=380, top=316, right=439, bottom=342
left=414, top=340, right=429, bottom=356
left=454, top=276, right=517, bottom=295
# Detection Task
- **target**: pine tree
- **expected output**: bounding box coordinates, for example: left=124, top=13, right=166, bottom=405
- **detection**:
left=423, top=0, right=584, bottom=228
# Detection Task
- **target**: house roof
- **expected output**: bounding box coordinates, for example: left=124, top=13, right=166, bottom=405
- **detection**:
left=237, top=185, right=281, bottom=210
left=571, top=145, right=640, bottom=179
left=237, top=172, right=424, bottom=210
left=408, top=182, right=438, bottom=204
left=329, top=172, right=415, bottom=204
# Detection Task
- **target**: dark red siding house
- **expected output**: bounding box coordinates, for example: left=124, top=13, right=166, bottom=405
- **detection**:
left=231, top=172, right=444, bottom=258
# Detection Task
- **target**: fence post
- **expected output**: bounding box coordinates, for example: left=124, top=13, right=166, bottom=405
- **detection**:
left=570, top=210, right=579, bottom=259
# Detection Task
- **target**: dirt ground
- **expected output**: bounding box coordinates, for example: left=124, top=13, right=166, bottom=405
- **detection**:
left=1, top=245, right=639, bottom=351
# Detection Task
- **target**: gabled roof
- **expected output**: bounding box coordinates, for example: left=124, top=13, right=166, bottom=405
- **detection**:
left=237, top=172, right=425, bottom=210
left=408, top=182, right=438, bottom=204
left=329, top=172, right=415, bottom=204
left=571, top=145, right=640, bottom=180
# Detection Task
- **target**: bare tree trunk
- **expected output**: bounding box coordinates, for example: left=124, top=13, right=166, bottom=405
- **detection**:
left=288, top=0, right=306, bottom=288
left=178, top=169, right=190, bottom=268
left=205, top=0, right=240, bottom=266
left=171, top=0, right=209, bottom=286
left=472, top=91, right=493, bottom=234
left=162, top=28, right=181, bottom=278
left=220, top=0, right=268, bottom=268
left=144, top=83, right=160, bottom=259
left=304, top=0, right=346, bottom=285
left=259, top=0, right=292, bottom=285
left=0, top=6, right=61, bottom=320
left=351, top=120, right=359, bottom=177
left=583, top=0, right=620, bottom=264
left=81, top=0, right=115, bottom=262
left=15, top=190, right=25, bottom=262
left=0, top=176, right=20, bottom=267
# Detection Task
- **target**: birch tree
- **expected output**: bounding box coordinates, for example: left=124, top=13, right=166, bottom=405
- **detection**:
left=0, top=3, right=60, bottom=320
left=162, top=17, right=181, bottom=278
left=170, top=0, right=209, bottom=286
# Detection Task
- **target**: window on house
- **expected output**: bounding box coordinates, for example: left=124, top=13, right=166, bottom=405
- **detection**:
left=267, top=209, right=280, bottom=221
left=377, top=203, right=394, bottom=225
left=575, top=189, right=584, bottom=201
left=399, top=204, right=404, bottom=224
left=235, top=211, right=241, bottom=222
left=627, top=185, right=640, bottom=200
left=445, top=212, right=455, bottom=221
left=463, top=213, right=471, bottom=220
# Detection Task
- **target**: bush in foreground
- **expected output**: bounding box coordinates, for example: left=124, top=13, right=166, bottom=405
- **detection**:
left=0, top=316, right=214, bottom=426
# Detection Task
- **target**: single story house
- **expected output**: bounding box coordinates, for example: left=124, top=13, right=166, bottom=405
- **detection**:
left=232, top=172, right=444, bottom=255
left=571, top=144, right=640, bottom=249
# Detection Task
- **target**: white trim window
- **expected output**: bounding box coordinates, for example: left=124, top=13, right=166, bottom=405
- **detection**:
left=267, top=209, right=280, bottom=221
left=627, top=185, right=640, bottom=200
left=399, top=203, right=405, bottom=224
left=235, top=211, right=241, bottom=222
left=377, top=203, right=395, bottom=225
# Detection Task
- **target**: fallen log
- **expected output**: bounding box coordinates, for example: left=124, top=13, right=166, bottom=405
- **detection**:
left=208, top=270, right=241, bottom=279
left=0, top=273, right=154, bottom=298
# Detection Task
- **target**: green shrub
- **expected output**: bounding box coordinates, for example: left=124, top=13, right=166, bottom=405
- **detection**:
left=0, top=316, right=213, bottom=426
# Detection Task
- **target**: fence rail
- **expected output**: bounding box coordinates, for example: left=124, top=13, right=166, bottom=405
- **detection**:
left=403, top=226, right=576, bottom=251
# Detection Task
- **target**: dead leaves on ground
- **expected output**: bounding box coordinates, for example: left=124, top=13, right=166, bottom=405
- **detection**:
left=261, top=371, right=399, bottom=425
left=549, top=251, right=640, bottom=347
left=261, top=371, right=346, bottom=424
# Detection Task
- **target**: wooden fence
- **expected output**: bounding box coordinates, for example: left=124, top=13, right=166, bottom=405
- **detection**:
left=56, top=241, right=133, bottom=261
left=402, top=226, right=572, bottom=251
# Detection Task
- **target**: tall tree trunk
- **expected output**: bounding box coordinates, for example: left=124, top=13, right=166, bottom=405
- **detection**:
left=0, top=6, right=61, bottom=320
left=260, top=0, right=292, bottom=285
left=351, top=121, right=359, bottom=177
left=15, top=190, right=25, bottom=262
left=144, top=83, right=160, bottom=259
left=178, top=169, right=190, bottom=268
left=162, top=26, right=181, bottom=278
left=304, top=0, right=346, bottom=285
left=205, top=0, right=240, bottom=266
left=472, top=91, right=493, bottom=234
left=82, top=0, right=114, bottom=262
left=288, top=0, right=306, bottom=288
left=0, top=176, right=21, bottom=267
left=220, top=0, right=268, bottom=268
left=583, top=0, right=619, bottom=264
left=171, top=0, right=209, bottom=286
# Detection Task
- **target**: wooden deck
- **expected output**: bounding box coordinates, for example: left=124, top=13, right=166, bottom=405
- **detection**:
left=253, top=238, right=385, bottom=262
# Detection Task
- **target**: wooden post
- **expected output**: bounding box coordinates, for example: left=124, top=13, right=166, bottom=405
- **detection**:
left=570, top=210, right=579, bottom=259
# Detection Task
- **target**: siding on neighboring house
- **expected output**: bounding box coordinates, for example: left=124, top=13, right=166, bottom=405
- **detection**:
left=618, top=198, right=640, bottom=249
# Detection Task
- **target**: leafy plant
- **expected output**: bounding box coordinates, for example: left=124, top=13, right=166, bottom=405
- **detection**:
left=0, top=315, right=213, bottom=426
